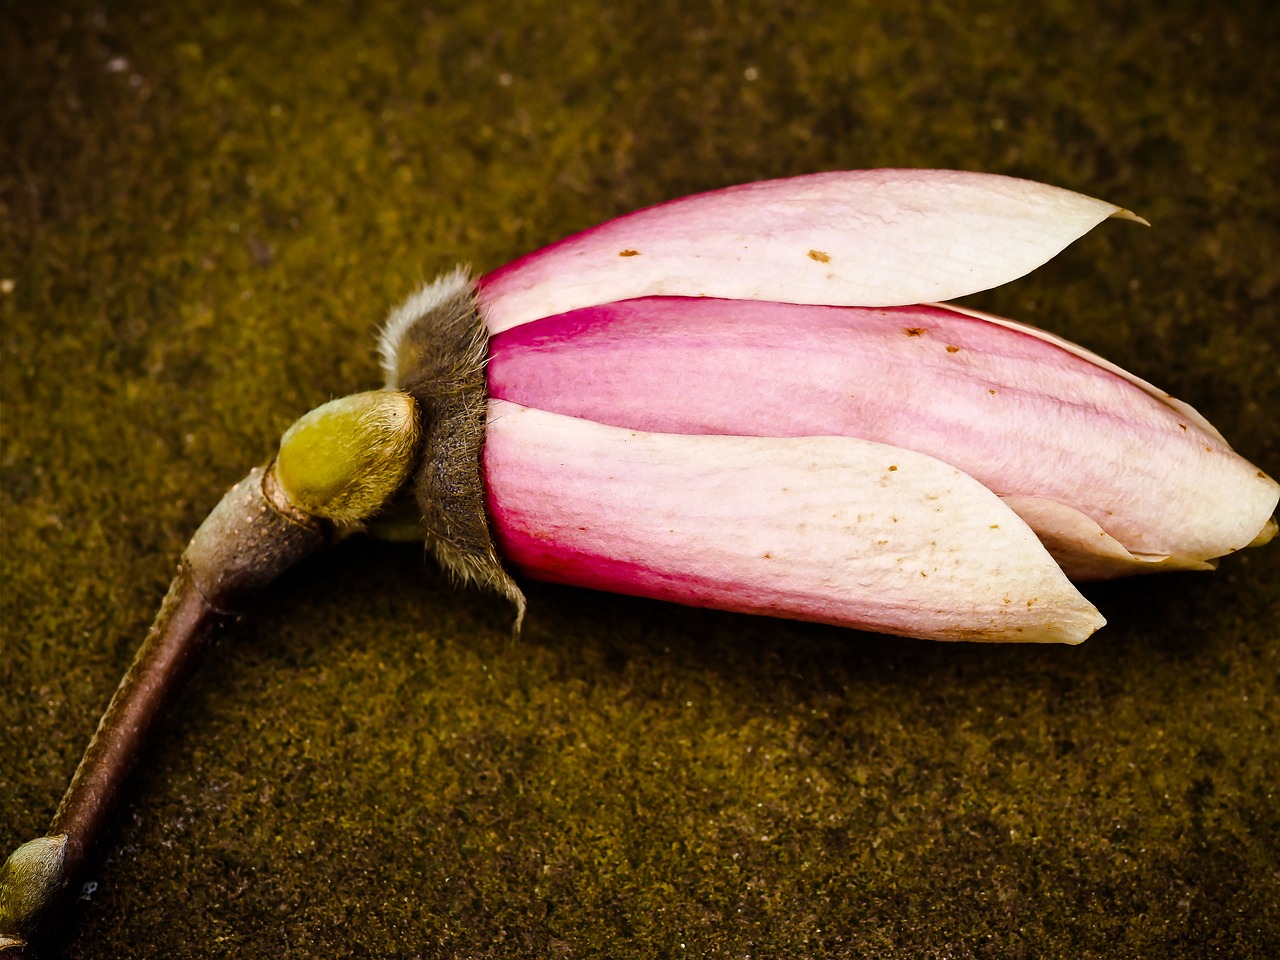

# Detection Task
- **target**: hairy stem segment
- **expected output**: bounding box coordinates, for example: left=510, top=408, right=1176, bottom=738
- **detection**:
left=0, top=468, right=329, bottom=957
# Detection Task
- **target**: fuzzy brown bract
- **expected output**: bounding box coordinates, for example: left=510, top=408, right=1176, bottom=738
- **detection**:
left=389, top=273, right=526, bottom=623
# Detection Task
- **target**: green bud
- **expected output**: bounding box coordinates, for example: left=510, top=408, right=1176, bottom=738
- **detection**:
left=274, top=390, right=421, bottom=524
left=0, top=834, right=67, bottom=943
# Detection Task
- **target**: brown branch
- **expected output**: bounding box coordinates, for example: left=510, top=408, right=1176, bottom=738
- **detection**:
left=0, top=467, right=328, bottom=957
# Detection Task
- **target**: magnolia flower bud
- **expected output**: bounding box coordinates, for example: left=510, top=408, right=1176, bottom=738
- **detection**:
left=380, top=169, right=1278, bottom=643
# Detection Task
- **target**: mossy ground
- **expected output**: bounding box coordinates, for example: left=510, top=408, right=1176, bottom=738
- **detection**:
left=3, top=1, right=1278, bottom=957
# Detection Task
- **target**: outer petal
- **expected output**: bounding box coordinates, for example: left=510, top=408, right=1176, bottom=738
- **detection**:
left=489, top=297, right=1280, bottom=569
left=483, top=400, right=1104, bottom=643
left=477, top=169, right=1140, bottom=334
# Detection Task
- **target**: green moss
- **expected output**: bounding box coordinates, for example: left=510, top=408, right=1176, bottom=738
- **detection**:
left=2, top=1, right=1277, bottom=958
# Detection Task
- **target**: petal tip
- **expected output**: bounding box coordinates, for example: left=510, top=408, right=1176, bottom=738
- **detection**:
left=1251, top=515, right=1279, bottom=548
left=1072, top=612, right=1107, bottom=645
left=1043, top=603, right=1106, bottom=645
left=1111, top=208, right=1151, bottom=227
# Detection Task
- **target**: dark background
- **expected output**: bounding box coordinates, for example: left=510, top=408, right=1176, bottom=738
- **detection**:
left=3, top=1, right=1278, bottom=957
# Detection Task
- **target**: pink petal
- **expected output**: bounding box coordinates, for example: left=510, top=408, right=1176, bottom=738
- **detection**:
left=938, top=302, right=1227, bottom=442
left=489, top=297, right=1279, bottom=568
left=483, top=400, right=1104, bottom=643
left=477, top=169, right=1140, bottom=334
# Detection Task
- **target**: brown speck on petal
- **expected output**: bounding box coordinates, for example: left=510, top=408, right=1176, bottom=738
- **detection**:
left=989, top=389, right=997, bottom=395
left=618, top=249, right=640, bottom=257
left=888, top=465, right=898, bottom=471
left=808, top=249, right=830, bottom=262
left=946, top=345, right=960, bottom=353
left=905, top=327, right=925, bottom=337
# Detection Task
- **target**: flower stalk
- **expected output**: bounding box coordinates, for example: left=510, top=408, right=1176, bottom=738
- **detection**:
left=1, top=394, right=420, bottom=956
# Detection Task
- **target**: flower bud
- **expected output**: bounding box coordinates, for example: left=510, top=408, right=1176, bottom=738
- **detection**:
left=274, top=390, right=420, bottom=524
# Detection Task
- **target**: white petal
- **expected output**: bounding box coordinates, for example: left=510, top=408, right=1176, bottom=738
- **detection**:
left=1002, top=495, right=1216, bottom=580
left=478, top=169, right=1139, bottom=334
left=483, top=401, right=1104, bottom=643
